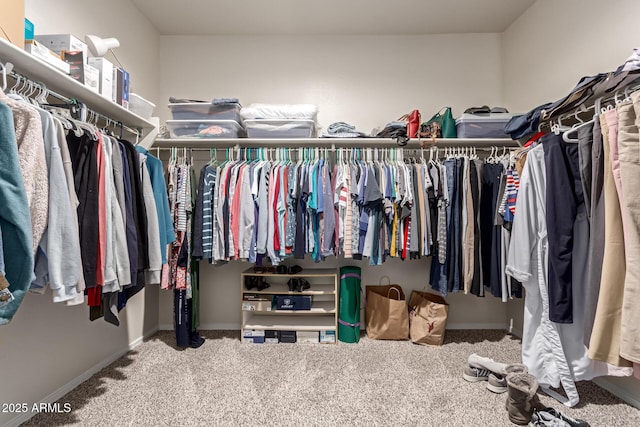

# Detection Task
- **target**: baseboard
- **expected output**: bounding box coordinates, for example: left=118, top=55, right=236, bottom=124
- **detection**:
left=159, top=323, right=241, bottom=330
left=160, top=323, right=508, bottom=331
left=446, top=322, right=508, bottom=330
left=594, top=378, right=640, bottom=409
left=508, top=327, right=523, bottom=338
left=3, top=327, right=159, bottom=427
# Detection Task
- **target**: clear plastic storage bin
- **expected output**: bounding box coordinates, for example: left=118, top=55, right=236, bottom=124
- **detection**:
left=166, top=120, right=244, bottom=138
left=244, top=119, right=316, bottom=138
left=168, top=102, right=242, bottom=122
left=455, top=113, right=513, bottom=138
left=129, top=93, right=156, bottom=119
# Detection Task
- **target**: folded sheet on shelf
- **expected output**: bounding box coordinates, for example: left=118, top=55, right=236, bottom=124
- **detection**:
left=240, top=103, right=318, bottom=121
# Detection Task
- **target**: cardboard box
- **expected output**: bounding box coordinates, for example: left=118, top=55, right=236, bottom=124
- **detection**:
left=24, top=18, right=34, bottom=40
left=88, top=57, right=113, bottom=100
left=320, top=330, right=336, bottom=344
left=279, top=330, right=297, bottom=343
left=24, top=40, right=70, bottom=74
left=35, top=34, right=87, bottom=60
left=264, top=330, right=278, bottom=343
left=275, top=295, right=312, bottom=311
left=242, top=300, right=272, bottom=311
left=83, top=64, right=99, bottom=93
left=63, top=51, right=99, bottom=93
left=114, top=67, right=130, bottom=108
left=242, top=329, right=265, bottom=343
left=62, top=50, right=86, bottom=83
left=242, top=336, right=265, bottom=344
left=0, top=0, right=25, bottom=48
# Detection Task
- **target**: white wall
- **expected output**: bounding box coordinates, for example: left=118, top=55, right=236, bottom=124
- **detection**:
left=0, top=2, right=161, bottom=426
left=502, top=0, right=640, bottom=113
left=24, top=0, right=161, bottom=106
left=502, top=0, right=640, bottom=407
left=157, top=34, right=504, bottom=133
left=157, top=34, right=510, bottom=331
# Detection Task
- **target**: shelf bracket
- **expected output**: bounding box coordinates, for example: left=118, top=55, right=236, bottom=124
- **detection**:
left=138, top=117, right=160, bottom=149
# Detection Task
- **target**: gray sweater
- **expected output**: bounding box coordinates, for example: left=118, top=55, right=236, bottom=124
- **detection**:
left=31, top=109, right=82, bottom=303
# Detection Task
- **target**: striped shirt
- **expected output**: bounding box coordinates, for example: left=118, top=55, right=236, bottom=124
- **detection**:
left=504, top=168, right=520, bottom=222
left=201, top=165, right=216, bottom=259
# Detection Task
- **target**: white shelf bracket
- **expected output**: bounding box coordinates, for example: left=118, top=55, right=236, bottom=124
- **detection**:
left=139, top=117, right=160, bottom=149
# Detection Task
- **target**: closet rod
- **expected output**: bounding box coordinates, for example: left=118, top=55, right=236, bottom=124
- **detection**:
left=5, top=69, right=141, bottom=138
left=152, top=138, right=520, bottom=149
left=152, top=146, right=520, bottom=157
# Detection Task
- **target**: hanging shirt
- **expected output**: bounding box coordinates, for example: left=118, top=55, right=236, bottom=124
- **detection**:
left=506, top=144, right=631, bottom=408
left=0, top=101, right=35, bottom=325
left=30, top=109, right=81, bottom=303
left=256, top=161, right=270, bottom=255
left=239, top=164, right=254, bottom=259
left=136, top=146, right=176, bottom=265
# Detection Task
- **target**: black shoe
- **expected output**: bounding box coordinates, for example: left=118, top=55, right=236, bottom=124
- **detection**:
left=296, top=279, right=310, bottom=292
left=245, top=276, right=257, bottom=290
left=287, top=278, right=298, bottom=292
left=289, top=265, right=302, bottom=274
left=256, top=278, right=270, bottom=291
left=190, top=331, right=205, bottom=349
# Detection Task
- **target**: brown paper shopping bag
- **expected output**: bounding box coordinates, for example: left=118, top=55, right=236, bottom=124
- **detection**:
left=365, top=280, right=409, bottom=340
left=408, top=290, right=449, bottom=346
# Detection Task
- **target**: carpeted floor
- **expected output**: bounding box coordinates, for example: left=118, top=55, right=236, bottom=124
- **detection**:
left=23, top=330, right=640, bottom=427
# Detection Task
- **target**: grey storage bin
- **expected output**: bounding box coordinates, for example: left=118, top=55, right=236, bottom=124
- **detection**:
left=244, top=119, right=316, bottom=138
left=169, top=102, right=242, bottom=122
left=455, top=113, right=513, bottom=138
left=166, top=120, right=244, bottom=138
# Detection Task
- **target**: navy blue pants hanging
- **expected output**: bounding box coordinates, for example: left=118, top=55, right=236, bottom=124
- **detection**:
left=543, top=133, right=584, bottom=324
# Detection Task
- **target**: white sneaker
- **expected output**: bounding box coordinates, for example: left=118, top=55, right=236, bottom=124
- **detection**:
left=468, top=353, right=508, bottom=374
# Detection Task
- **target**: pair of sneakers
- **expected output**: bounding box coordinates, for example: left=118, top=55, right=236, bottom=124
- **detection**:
left=463, top=365, right=510, bottom=393
left=463, top=353, right=528, bottom=394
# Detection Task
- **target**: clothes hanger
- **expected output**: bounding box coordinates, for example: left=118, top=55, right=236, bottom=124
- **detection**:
left=9, top=73, right=24, bottom=95
left=562, top=115, right=595, bottom=143
left=0, top=62, right=9, bottom=91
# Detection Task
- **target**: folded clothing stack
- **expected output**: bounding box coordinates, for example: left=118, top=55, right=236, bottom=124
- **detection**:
left=464, top=105, right=509, bottom=114
left=321, top=122, right=367, bottom=138
left=241, top=103, right=318, bottom=138
left=240, top=103, right=317, bottom=121
left=376, top=120, right=409, bottom=145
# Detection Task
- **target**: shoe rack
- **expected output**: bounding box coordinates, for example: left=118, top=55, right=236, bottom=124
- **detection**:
left=240, top=268, right=338, bottom=342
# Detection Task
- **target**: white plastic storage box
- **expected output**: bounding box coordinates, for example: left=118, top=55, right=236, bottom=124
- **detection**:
left=244, top=119, right=316, bottom=138
left=455, top=113, right=513, bottom=138
left=129, top=93, right=156, bottom=119
left=166, top=120, right=244, bottom=138
left=297, top=331, right=320, bottom=344
left=168, top=102, right=242, bottom=123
